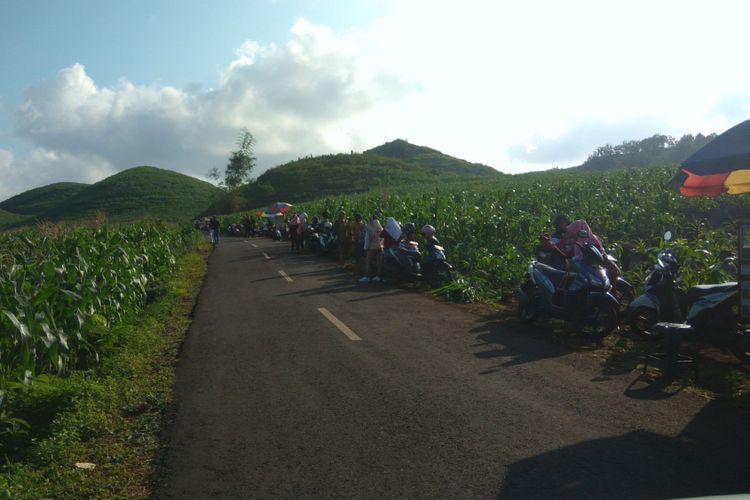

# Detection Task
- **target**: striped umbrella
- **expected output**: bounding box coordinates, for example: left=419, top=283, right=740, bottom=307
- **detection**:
left=675, top=119, right=750, bottom=196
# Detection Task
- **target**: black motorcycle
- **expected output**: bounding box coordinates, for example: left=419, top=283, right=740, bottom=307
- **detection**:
left=516, top=243, right=620, bottom=339
left=627, top=236, right=750, bottom=364
left=422, top=237, right=453, bottom=287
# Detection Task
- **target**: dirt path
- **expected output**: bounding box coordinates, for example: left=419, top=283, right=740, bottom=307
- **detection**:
left=154, top=236, right=750, bottom=499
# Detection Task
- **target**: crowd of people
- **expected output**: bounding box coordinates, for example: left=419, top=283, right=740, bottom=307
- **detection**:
left=207, top=210, right=445, bottom=283
left=197, top=210, right=613, bottom=283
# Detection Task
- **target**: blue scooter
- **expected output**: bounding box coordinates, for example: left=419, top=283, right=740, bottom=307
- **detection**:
left=515, top=243, right=620, bottom=339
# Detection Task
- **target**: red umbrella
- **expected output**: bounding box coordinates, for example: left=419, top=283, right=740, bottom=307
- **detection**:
left=674, top=119, right=750, bottom=196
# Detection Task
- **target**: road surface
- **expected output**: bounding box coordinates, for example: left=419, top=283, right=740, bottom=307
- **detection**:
left=155, top=236, right=750, bottom=499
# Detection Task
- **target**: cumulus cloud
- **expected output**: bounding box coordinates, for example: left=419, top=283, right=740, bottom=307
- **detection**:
left=6, top=18, right=412, bottom=200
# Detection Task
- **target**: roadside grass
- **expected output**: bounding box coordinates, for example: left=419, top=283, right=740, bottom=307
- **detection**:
left=0, top=243, right=209, bottom=499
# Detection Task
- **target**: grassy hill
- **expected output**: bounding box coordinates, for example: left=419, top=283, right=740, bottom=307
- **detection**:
left=49, top=166, right=221, bottom=222
left=0, top=182, right=89, bottom=216
left=240, top=139, right=502, bottom=208
left=366, top=139, right=499, bottom=176
left=0, top=209, right=28, bottom=230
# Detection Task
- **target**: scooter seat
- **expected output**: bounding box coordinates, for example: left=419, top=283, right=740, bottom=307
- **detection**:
left=687, top=282, right=737, bottom=300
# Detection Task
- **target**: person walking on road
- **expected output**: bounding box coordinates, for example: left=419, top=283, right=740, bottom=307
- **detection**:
left=209, top=216, right=220, bottom=247
left=359, top=215, right=384, bottom=282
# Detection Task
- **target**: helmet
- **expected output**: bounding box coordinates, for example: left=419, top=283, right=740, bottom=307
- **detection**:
left=421, top=224, right=436, bottom=237
left=403, top=222, right=416, bottom=235
left=657, top=251, right=678, bottom=273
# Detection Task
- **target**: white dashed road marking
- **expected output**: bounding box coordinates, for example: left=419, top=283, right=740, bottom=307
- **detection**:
left=279, top=270, right=293, bottom=282
left=318, top=308, right=362, bottom=341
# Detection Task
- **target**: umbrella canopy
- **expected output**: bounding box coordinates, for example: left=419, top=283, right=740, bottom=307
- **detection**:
left=268, top=202, right=293, bottom=214
left=675, top=119, right=750, bottom=196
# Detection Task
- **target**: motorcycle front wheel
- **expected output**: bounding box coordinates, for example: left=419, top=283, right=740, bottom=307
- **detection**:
left=576, top=297, right=619, bottom=339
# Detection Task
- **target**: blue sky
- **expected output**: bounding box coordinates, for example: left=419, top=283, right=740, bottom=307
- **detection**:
left=2, top=0, right=750, bottom=200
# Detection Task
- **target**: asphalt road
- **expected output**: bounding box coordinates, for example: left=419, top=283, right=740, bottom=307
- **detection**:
left=155, top=236, right=750, bottom=499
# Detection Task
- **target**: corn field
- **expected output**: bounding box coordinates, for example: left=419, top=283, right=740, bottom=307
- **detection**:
left=273, top=166, right=747, bottom=300
left=0, top=222, right=197, bottom=428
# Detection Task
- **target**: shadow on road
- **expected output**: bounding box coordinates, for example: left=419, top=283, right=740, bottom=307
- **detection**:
left=496, top=400, right=750, bottom=499
left=469, top=315, right=573, bottom=372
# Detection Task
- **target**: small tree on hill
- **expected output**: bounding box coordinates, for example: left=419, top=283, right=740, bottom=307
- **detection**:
left=208, top=128, right=256, bottom=191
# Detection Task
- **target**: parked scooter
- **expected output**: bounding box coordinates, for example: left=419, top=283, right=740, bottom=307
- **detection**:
left=382, top=240, right=422, bottom=282
left=627, top=232, right=750, bottom=364
left=515, top=242, right=620, bottom=339
left=536, top=236, right=633, bottom=312
left=315, top=220, right=338, bottom=256
left=419, top=224, right=453, bottom=287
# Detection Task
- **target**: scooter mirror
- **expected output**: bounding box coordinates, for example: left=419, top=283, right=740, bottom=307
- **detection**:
left=664, top=231, right=672, bottom=242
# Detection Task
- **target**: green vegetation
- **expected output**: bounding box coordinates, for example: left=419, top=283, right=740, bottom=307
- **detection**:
left=53, top=167, right=221, bottom=222
left=0, top=222, right=199, bottom=432
left=0, top=244, right=207, bottom=498
left=577, top=133, right=716, bottom=171
left=289, top=165, right=748, bottom=301
left=0, top=210, right=27, bottom=230
left=366, top=139, right=499, bottom=176
left=240, top=139, right=502, bottom=208
left=0, top=183, right=89, bottom=217
left=0, top=168, right=221, bottom=228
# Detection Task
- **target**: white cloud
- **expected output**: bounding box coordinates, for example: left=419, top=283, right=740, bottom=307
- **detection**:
left=7, top=18, right=413, bottom=200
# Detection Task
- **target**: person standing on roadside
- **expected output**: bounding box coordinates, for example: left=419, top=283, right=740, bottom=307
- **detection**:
left=209, top=216, right=220, bottom=247
left=288, top=212, right=301, bottom=252
left=334, top=210, right=350, bottom=266
left=350, top=213, right=365, bottom=269
left=359, top=215, right=384, bottom=282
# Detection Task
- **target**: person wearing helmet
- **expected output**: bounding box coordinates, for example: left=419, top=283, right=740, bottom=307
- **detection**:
left=421, top=224, right=437, bottom=244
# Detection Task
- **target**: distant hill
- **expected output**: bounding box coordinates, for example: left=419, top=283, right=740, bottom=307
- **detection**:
left=240, top=139, right=502, bottom=208
left=2, top=167, right=222, bottom=226
left=51, top=166, right=221, bottom=222
left=366, top=139, right=498, bottom=176
left=576, top=133, right=716, bottom=171
left=0, top=182, right=89, bottom=216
